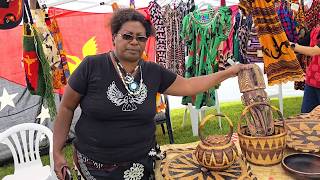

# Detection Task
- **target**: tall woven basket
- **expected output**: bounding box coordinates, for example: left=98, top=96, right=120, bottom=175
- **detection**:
left=237, top=102, right=287, bottom=166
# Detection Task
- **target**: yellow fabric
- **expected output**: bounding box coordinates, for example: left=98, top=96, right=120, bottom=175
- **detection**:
left=239, top=0, right=304, bottom=86
left=111, top=2, right=119, bottom=11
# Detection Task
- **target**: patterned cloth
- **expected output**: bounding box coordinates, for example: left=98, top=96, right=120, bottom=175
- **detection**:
left=294, top=27, right=311, bottom=90
left=129, top=0, right=135, bottom=9
left=239, top=0, right=304, bottom=86
left=32, top=8, right=69, bottom=89
left=234, top=12, right=263, bottom=64
left=219, top=5, right=239, bottom=68
left=277, top=1, right=299, bottom=43
left=181, top=6, right=231, bottom=108
left=305, top=27, right=320, bottom=88
left=294, top=2, right=306, bottom=31
left=148, top=1, right=167, bottom=68
left=163, top=4, right=186, bottom=76
left=247, top=27, right=264, bottom=63
left=22, top=3, right=56, bottom=118
left=233, top=12, right=244, bottom=63
left=294, top=2, right=309, bottom=90
left=183, top=0, right=196, bottom=58
left=305, top=0, right=320, bottom=30
left=236, top=13, right=252, bottom=64
left=148, top=1, right=187, bottom=76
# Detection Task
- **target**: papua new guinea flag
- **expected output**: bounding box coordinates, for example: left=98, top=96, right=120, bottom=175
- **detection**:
left=48, top=7, right=156, bottom=74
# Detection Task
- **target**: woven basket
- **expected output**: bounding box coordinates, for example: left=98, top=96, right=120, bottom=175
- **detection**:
left=238, top=103, right=287, bottom=166
left=194, top=114, right=238, bottom=170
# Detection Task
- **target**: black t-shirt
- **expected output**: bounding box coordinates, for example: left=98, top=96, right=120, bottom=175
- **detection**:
left=68, top=52, right=177, bottom=163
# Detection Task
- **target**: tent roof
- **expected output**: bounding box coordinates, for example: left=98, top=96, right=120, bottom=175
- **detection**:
left=45, top=0, right=239, bottom=13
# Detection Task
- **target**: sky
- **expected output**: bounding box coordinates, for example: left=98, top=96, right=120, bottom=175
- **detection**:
left=43, top=0, right=240, bottom=13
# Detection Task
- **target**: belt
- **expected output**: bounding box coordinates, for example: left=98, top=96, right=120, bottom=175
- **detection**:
left=73, top=148, right=132, bottom=172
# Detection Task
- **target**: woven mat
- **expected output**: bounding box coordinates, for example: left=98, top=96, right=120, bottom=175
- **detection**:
left=156, top=133, right=296, bottom=180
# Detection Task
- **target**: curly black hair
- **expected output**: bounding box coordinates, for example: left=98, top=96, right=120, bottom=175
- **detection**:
left=110, top=8, right=155, bottom=37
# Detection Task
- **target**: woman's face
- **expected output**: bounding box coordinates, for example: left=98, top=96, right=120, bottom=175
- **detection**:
left=113, top=21, right=148, bottom=62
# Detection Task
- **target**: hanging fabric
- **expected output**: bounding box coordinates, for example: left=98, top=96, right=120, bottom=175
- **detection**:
left=163, top=3, right=186, bottom=76
left=46, top=16, right=70, bottom=85
left=293, top=0, right=310, bottom=90
left=305, top=26, right=320, bottom=88
left=277, top=0, right=299, bottom=42
left=112, top=2, right=119, bottom=11
left=246, top=27, right=264, bottom=63
left=31, top=3, right=68, bottom=90
left=239, top=0, right=304, bottom=86
left=148, top=1, right=167, bottom=67
left=233, top=12, right=244, bottom=63
left=294, top=0, right=306, bottom=30
left=236, top=12, right=252, bottom=64
left=22, top=0, right=56, bottom=118
left=181, top=0, right=196, bottom=59
left=129, top=0, right=135, bottom=9
left=219, top=5, right=239, bottom=69
left=234, top=12, right=263, bottom=64
left=305, top=0, right=320, bottom=30
left=187, top=0, right=195, bottom=13
left=181, top=3, right=232, bottom=109
left=0, top=0, right=23, bottom=29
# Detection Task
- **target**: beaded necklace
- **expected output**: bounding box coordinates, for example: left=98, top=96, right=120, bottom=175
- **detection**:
left=111, top=52, right=144, bottom=96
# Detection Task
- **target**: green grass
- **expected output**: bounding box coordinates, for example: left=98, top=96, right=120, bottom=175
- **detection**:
left=0, top=96, right=302, bottom=178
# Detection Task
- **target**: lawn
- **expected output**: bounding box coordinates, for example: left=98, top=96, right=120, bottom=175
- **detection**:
left=0, top=96, right=303, bottom=178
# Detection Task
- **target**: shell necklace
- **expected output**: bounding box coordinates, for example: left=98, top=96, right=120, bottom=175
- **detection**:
left=111, top=51, right=143, bottom=96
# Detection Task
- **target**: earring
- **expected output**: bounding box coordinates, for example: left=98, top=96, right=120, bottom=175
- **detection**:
left=112, top=37, right=116, bottom=46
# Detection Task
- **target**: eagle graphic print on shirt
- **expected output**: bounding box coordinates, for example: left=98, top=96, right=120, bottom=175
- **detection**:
left=106, top=81, right=148, bottom=112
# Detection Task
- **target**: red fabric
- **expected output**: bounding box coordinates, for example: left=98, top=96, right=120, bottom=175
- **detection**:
left=23, top=50, right=39, bottom=90
left=48, top=7, right=155, bottom=64
left=223, top=5, right=238, bottom=54
left=0, top=8, right=156, bottom=94
left=306, top=27, right=320, bottom=88
left=0, top=26, right=25, bottom=86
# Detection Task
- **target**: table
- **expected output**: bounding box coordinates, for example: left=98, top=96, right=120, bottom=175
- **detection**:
left=156, top=139, right=296, bottom=180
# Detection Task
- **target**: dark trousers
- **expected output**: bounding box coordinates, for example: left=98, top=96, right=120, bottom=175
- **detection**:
left=73, top=148, right=155, bottom=180
left=301, top=84, right=320, bottom=113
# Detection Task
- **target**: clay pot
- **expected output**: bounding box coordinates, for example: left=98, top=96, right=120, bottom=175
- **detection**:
left=238, top=103, right=287, bottom=166
left=194, top=114, right=238, bottom=171
left=238, top=64, right=266, bottom=93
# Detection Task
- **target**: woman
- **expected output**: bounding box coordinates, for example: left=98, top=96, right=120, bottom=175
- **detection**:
left=290, top=25, right=320, bottom=113
left=53, top=8, right=253, bottom=180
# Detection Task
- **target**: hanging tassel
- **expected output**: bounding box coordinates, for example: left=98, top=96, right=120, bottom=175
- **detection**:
left=221, top=0, right=226, bottom=6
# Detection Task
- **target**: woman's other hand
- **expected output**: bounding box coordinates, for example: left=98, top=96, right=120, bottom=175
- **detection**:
left=53, top=151, right=68, bottom=180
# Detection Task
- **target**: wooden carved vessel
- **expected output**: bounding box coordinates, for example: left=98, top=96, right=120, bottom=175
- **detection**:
left=194, top=114, right=238, bottom=171
left=238, top=64, right=274, bottom=136
left=238, top=64, right=266, bottom=93
left=241, top=89, right=274, bottom=136
left=238, top=102, right=287, bottom=166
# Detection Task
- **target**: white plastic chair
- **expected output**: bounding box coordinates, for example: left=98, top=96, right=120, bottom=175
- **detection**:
left=0, top=123, right=57, bottom=180
left=182, top=89, right=221, bottom=136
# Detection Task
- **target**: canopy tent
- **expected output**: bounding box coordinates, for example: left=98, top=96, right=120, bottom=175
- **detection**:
left=43, top=0, right=240, bottom=13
